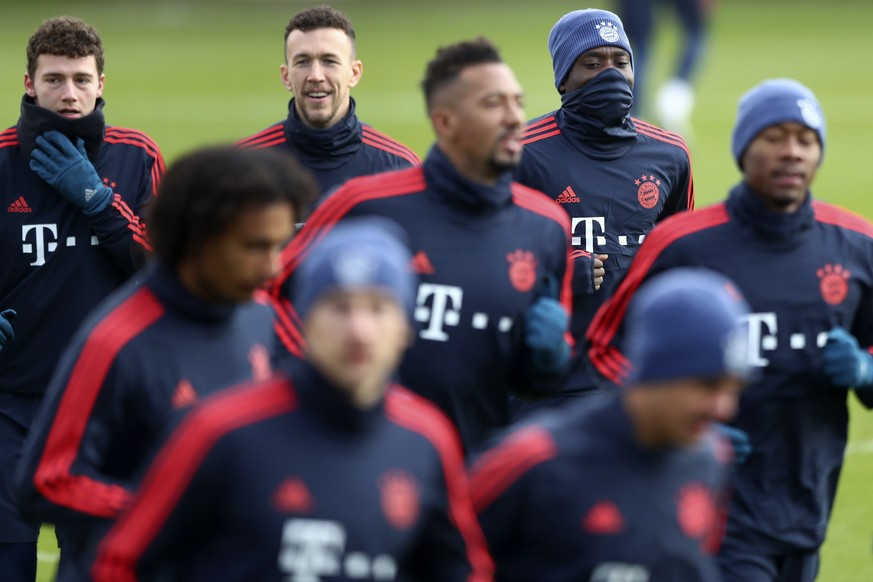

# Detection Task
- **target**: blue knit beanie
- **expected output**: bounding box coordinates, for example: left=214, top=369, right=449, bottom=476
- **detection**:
left=625, top=268, right=751, bottom=384
left=548, top=9, right=633, bottom=91
left=295, top=217, right=415, bottom=320
left=731, top=78, right=826, bottom=168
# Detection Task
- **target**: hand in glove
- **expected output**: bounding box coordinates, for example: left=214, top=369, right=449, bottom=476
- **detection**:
left=714, top=422, right=752, bottom=465
left=822, top=327, right=873, bottom=388
left=525, top=274, right=570, bottom=373
left=0, top=309, right=16, bottom=352
left=30, top=130, right=112, bottom=215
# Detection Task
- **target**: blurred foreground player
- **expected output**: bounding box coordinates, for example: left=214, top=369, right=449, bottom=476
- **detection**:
left=471, top=268, right=750, bottom=581
left=15, top=146, right=315, bottom=580
left=92, top=218, right=493, bottom=581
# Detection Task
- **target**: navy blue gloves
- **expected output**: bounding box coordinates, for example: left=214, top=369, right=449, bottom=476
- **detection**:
left=822, top=327, right=873, bottom=389
left=714, top=422, right=752, bottom=465
left=525, top=274, right=570, bottom=374
left=30, top=130, right=113, bottom=215
left=0, top=309, right=16, bottom=352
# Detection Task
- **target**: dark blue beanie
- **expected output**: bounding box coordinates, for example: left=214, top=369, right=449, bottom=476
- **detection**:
left=625, top=268, right=751, bottom=384
left=731, top=78, right=826, bottom=168
left=294, top=218, right=415, bottom=320
left=548, top=9, right=633, bottom=91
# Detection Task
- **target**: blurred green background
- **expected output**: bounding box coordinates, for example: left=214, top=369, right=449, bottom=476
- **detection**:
left=1, top=1, right=870, bottom=580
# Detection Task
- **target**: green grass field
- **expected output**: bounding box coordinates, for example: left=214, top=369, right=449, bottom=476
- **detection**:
left=1, top=1, right=871, bottom=580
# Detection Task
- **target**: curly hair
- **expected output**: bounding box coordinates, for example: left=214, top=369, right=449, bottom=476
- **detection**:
left=421, top=37, right=503, bottom=111
left=149, top=147, right=318, bottom=269
left=284, top=5, right=356, bottom=49
left=26, top=16, right=104, bottom=78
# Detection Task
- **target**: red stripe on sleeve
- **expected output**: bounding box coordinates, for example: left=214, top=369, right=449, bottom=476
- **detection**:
left=586, top=205, right=730, bottom=382
left=524, top=116, right=556, bottom=132
left=385, top=387, right=495, bottom=582
left=468, top=424, right=557, bottom=513
left=362, top=126, right=421, bottom=166
left=814, top=200, right=873, bottom=237
left=237, top=124, right=285, bottom=148
left=33, top=288, right=165, bottom=518
left=92, top=378, right=296, bottom=582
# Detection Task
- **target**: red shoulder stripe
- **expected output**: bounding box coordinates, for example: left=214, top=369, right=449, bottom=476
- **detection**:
left=632, top=119, right=694, bottom=211
left=469, top=424, right=557, bottom=513
left=586, top=204, right=730, bottom=383
left=104, top=128, right=165, bottom=194
left=521, top=128, right=561, bottom=146
left=33, top=288, right=164, bottom=518
left=92, top=378, right=296, bottom=582
left=814, top=200, right=873, bottom=238
left=386, top=387, right=495, bottom=582
left=362, top=126, right=421, bottom=166
left=238, top=124, right=285, bottom=149
left=273, top=168, right=425, bottom=285
left=0, top=127, right=17, bottom=148
left=511, top=183, right=571, bottom=231
left=525, top=116, right=557, bottom=132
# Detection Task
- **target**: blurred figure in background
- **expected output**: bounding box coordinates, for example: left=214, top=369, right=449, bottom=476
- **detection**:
left=618, top=0, right=719, bottom=134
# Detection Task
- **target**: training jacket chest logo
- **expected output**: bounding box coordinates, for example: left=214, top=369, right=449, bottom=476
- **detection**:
left=20, top=223, right=101, bottom=267
left=7, top=196, right=32, bottom=213
left=379, top=470, right=420, bottom=530
left=273, top=477, right=314, bottom=513
left=507, top=250, right=538, bottom=292
left=675, top=482, right=716, bottom=542
left=635, top=174, right=661, bottom=209
left=817, top=263, right=850, bottom=305
left=555, top=186, right=580, bottom=204
left=582, top=500, right=625, bottom=535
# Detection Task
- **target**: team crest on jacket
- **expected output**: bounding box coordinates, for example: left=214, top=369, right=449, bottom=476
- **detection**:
left=635, top=174, right=661, bottom=209
left=676, top=483, right=715, bottom=540
left=171, top=379, right=197, bottom=409
left=817, top=264, right=850, bottom=305
left=507, top=250, right=538, bottom=292
left=273, top=477, right=314, bottom=513
left=581, top=500, right=625, bottom=535
left=379, top=470, right=420, bottom=530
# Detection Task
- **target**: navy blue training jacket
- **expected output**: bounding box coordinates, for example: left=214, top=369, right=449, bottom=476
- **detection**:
left=588, top=183, right=873, bottom=552
left=0, top=96, right=164, bottom=396
left=237, top=97, right=420, bottom=198
left=515, top=109, right=693, bottom=393
left=269, top=146, right=573, bottom=453
left=14, top=265, right=279, bottom=574
left=91, top=363, right=494, bottom=582
left=470, top=393, right=728, bottom=581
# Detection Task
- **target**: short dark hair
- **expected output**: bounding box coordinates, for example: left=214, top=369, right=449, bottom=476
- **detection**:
left=421, top=37, right=503, bottom=111
left=284, top=5, right=356, bottom=47
left=149, top=147, right=318, bottom=269
left=27, top=16, right=104, bottom=78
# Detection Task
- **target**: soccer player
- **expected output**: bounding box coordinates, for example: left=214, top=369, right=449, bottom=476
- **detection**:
left=587, top=78, right=873, bottom=581
left=90, top=218, right=493, bottom=581
left=513, top=8, right=693, bottom=406
left=470, top=268, right=750, bottom=580
left=238, top=5, right=420, bottom=200
left=14, top=146, right=317, bottom=580
left=0, top=16, right=164, bottom=580
left=267, top=37, right=573, bottom=453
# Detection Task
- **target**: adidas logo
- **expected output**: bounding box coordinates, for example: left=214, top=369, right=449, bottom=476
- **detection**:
left=7, top=196, right=32, bottom=213
left=556, top=186, right=580, bottom=204
left=410, top=250, right=435, bottom=275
